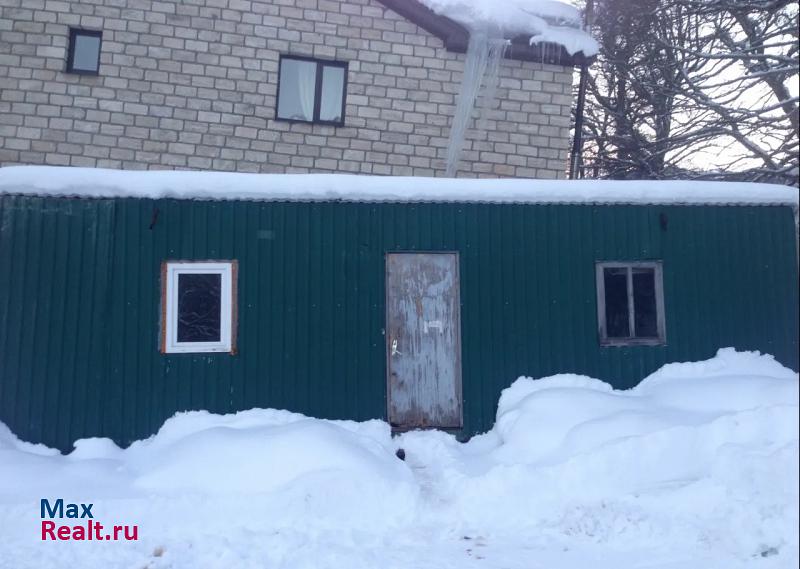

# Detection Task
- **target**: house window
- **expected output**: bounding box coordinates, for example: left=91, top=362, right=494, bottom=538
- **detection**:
left=161, top=261, right=237, bottom=354
left=276, top=55, right=348, bottom=126
left=595, top=261, right=666, bottom=346
left=66, top=28, right=102, bottom=75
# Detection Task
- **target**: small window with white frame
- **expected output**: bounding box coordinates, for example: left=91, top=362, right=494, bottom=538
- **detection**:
left=161, top=261, right=237, bottom=354
left=596, top=261, right=666, bottom=346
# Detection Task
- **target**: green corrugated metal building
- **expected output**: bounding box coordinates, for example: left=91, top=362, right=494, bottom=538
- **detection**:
left=0, top=167, right=797, bottom=451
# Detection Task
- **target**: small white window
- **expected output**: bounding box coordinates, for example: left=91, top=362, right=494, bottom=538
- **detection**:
left=161, top=261, right=236, bottom=354
left=596, top=261, right=666, bottom=346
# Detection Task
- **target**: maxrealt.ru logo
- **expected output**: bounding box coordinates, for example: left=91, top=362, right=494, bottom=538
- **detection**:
left=40, top=499, right=138, bottom=541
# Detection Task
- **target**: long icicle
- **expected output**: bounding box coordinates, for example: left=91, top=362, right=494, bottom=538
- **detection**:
left=445, top=31, right=508, bottom=177
left=476, top=38, right=508, bottom=131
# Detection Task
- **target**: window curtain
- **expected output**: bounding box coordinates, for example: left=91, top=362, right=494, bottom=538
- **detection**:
left=278, top=59, right=316, bottom=121
left=320, top=66, right=344, bottom=122
left=296, top=62, right=316, bottom=121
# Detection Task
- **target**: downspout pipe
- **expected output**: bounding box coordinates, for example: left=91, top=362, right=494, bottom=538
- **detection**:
left=569, top=0, right=594, bottom=180
left=570, top=61, right=589, bottom=179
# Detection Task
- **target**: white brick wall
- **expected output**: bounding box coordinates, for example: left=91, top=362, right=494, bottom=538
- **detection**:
left=0, top=0, right=575, bottom=178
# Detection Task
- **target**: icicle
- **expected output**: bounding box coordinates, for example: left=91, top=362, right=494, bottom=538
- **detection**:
left=444, top=30, right=508, bottom=178
left=476, top=38, right=507, bottom=131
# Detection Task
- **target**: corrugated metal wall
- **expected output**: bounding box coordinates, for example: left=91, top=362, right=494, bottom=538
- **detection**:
left=1, top=195, right=798, bottom=451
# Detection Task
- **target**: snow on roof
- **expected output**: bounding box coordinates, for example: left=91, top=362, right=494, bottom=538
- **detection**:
left=417, top=0, right=599, bottom=56
left=0, top=166, right=797, bottom=207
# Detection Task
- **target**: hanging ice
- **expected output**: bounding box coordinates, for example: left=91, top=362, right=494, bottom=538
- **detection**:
left=444, top=31, right=509, bottom=177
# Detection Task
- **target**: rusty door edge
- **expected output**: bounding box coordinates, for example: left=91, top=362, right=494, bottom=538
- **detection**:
left=384, top=251, right=464, bottom=430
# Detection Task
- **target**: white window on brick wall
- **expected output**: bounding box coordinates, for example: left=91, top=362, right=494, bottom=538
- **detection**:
left=595, top=261, right=666, bottom=346
left=66, top=28, right=102, bottom=75
left=276, top=55, right=348, bottom=126
left=161, top=261, right=237, bottom=354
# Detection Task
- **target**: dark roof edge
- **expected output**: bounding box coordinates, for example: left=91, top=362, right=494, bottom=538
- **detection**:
left=377, top=0, right=469, bottom=51
left=376, top=0, right=590, bottom=67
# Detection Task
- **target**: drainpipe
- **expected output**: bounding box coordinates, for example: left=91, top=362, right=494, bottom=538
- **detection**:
left=569, top=0, right=594, bottom=180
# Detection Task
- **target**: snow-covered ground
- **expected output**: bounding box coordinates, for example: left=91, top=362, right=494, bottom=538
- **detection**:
left=0, top=348, right=797, bottom=568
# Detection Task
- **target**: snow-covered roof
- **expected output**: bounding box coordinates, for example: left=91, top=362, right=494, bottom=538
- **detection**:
left=416, top=0, right=599, bottom=56
left=0, top=166, right=796, bottom=207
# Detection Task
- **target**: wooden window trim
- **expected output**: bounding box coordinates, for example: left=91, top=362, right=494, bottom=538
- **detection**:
left=160, top=260, right=238, bottom=354
left=595, top=261, right=666, bottom=347
left=66, top=28, right=102, bottom=75
left=275, top=54, right=348, bottom=127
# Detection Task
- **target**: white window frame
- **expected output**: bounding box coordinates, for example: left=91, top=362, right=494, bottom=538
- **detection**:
left=162, top=261, right=236, bottom=354
left=595, top=261, right=666, bottom=346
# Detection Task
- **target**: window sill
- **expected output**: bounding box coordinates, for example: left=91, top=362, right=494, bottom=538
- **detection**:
left=65, top=68, right=100, bottom=76
left=163, top=345, right=234, bottom=354
left=600, top=338, right=667, bottom=347
left=273, top=116, right=345, bottom=128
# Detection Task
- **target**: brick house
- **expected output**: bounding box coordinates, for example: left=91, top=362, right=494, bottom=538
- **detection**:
left=0, top=0, right=592, bottom=178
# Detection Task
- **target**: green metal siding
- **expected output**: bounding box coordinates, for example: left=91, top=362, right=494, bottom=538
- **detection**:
left=1, top=195, right=797, bottom=451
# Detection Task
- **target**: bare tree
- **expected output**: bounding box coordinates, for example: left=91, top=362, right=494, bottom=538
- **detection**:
left=578, top=0, right=799, bottom=185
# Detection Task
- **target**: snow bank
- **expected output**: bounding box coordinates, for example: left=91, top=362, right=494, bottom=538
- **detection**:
left=0, top=348, right=797, bottom=568
left=127, top=411, right=412, bottom=504
left=489, top=349, right=798, bottom=463
left=417, top=0, right=599, bottom=56
left=0, top=421, right=58, bottom=455
left=0, top=408, right=417, bottom=534
left=1, top=165, right=797, bottom=206
left=398, top=348, right=799, bottom=561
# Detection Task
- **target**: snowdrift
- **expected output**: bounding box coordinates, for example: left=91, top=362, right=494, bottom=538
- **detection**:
left=398, top=349, right=798, bottom=560
left=1, top=408, right=417, bottom=532
left=1, top=348, right=797, bottom=569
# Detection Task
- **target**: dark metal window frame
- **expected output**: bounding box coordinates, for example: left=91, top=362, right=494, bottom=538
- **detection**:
left=66, top=28, right=103, bottom=75
left=275, top=54, right=348, bottom=127
left=595, top=261, right=666, bottom=346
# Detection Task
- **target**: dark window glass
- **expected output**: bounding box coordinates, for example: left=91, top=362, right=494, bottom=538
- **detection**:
left=633, top=268, right=658, bottom=337
left=276, top=56, right=347, bottom=125
left=177, top=273, right=221, bottom=343
left=67, top=29, right=102, bottom=74
left=604, top=267, right=630, bottom=338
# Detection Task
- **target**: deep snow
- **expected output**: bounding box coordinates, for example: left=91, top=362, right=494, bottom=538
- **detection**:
left=1, top=166, right=797, bottom=206
left=0, top=348, right=797, bottom=568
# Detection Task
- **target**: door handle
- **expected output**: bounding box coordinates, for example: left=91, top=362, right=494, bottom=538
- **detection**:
left=391, top=338, right=403, bottom=356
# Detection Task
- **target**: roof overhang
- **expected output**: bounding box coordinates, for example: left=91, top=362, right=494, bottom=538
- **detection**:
left=376, top=0, right=592, bottom=67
